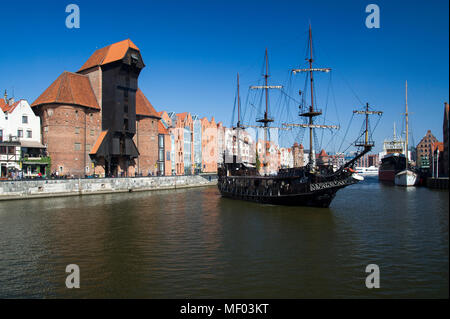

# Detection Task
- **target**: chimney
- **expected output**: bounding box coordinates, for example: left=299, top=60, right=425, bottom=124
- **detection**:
left=8, top=98, right=14, bottom=106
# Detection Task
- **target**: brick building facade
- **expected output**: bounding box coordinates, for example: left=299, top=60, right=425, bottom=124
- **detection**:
left=292, top=143, right=304, bottom=167
left=32, top=71, right=102, bottom=177
left=201, top=117, right=217, bottom=173
left=32, top=39, right=160, bottom=177
left=416, top=130, right=439, bottom=168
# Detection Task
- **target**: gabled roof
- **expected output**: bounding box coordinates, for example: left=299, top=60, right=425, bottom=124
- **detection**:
left=78, top=39, right=140, bottom=72
left=136, top=88, right=160, bottom=119
left=31, top=71, right=100, bottom=109
left=158, top=121, right=169, bottom=135
left=176, top=112, right=188, bottom=121
left=318, top=149, right=328, bottom=157
left=0, top=99, right=21, bottom=113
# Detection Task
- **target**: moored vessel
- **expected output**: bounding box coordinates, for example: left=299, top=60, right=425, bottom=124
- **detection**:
left=378, top=123, right=406, bottom=182
left=217, top=26, right=383, bottom=207
left=379, top=153, right=406, bottom=182
left=394, top=81, right=418, bottom=186
left=356, top=166, right=379, bottom=176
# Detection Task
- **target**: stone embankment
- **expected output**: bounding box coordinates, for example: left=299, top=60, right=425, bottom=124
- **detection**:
left=0, top=175, right=217, bottom=201
left=426, top=177, right=449, bottom=190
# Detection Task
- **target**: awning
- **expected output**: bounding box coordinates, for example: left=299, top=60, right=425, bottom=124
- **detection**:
left=20, top=141, right=46, bottom=148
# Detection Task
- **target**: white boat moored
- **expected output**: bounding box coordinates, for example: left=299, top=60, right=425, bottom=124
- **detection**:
left=394, top=169, right=418, bottom=186
left=352, top=173, right=364, bottom=181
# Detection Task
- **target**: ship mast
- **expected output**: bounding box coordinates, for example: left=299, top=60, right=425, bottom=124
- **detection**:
left=307, top=25, right=315, bottom=165
left=353, top=103, right=382, bottom=148
left=237, top=73, right=241, bottom=163
left=237, top=73, right=241, bottom=128
left=250, top=49, right=282, bottom=174
left=284, top=24, right=337, bottom=169
left=340, top=103, right=382, bottom=169
left=405, top=80, right=409, bottom=169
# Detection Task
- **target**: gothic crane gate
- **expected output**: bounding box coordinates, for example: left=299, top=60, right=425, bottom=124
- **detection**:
left=88, top=42, right=145, bottom=177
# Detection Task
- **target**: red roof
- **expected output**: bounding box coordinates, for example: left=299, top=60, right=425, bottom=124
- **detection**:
left=90, top=130, right=108, bottom=155
left=0, top=99, right=21, bottom=113
left=136, top=89, right=160, bottom=118
left=432, top=142, right=444, bottom=152
left=158, top=121, right=169, bottom=135
left=78, top=39, right=140, bottom=72
left=31, top=71, right=100, bottom=109
left=318, top=149, right=328, bottom=157
left=177, top=112, right=188, bottom=121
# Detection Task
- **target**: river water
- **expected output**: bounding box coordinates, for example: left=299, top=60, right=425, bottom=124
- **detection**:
left=0, top=177, right=448, bottom=298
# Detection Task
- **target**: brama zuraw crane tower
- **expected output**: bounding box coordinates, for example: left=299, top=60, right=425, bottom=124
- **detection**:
left=79, top=39, right=144, bottom=176
left=32, top=39, right=160, bottom=177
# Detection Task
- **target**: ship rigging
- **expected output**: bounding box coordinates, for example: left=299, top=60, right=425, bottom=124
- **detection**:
left=218, top=25, right=383, bottom=207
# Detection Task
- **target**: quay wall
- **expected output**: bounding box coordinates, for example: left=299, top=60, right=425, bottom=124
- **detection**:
left=0, top=175, right=218, bottom=201
left=426, top=177, right=449, bottom=190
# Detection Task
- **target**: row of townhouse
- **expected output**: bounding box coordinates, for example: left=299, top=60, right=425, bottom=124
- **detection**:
left=158, top=111, right=217, bottom=175
left=156, top=112, right=310, bottom=176
left=12, top=38, right=339, bottom=178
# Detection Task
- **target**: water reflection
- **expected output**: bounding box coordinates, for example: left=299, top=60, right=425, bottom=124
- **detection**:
left=0, top=178, right=448, bottom=298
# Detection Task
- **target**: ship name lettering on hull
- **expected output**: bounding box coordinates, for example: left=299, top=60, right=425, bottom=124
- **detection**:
left=310, top=180, right=348, bottom=192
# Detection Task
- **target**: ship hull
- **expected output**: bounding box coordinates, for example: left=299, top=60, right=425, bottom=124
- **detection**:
left=217, top=173, right=359, bottom=208
left=394, top=169, right=418, bottom=186
left=378, top=154, right=407, bottom=183
left=219, top=188, right=339, bottom=207
left=378, top=169, right=396, bottom=182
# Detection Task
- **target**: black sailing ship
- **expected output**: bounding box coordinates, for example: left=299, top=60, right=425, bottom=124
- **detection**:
left=217, top=26, right=383, bottom=207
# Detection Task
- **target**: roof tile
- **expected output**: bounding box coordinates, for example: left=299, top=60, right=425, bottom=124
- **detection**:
left=31, top=72, right=100, bottom=109
left=78, top=39, right=140, bottom=72
left=0, top=99, right=21, bottom=113
left=136, top=88, right=160, bottom=118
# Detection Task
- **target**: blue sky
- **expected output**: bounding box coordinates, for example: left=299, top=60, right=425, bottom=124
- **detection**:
left=0, top=0, right=448, bottom=152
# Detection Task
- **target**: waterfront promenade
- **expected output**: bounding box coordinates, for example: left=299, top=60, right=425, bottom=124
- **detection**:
left=0, top=174, right=217, bottom=201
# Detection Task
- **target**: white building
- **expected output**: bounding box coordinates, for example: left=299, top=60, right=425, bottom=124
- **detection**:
left=223, top=127, right=256, bottom=164
left=280, top=147, right=294, bottom=168
left=217, top=122, right=225, bottom=164
left=1, top=93, right=45, bottom=178
left=256, top=139, right=280, bottom=175
left=303, top=150, right=311, bottom=166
